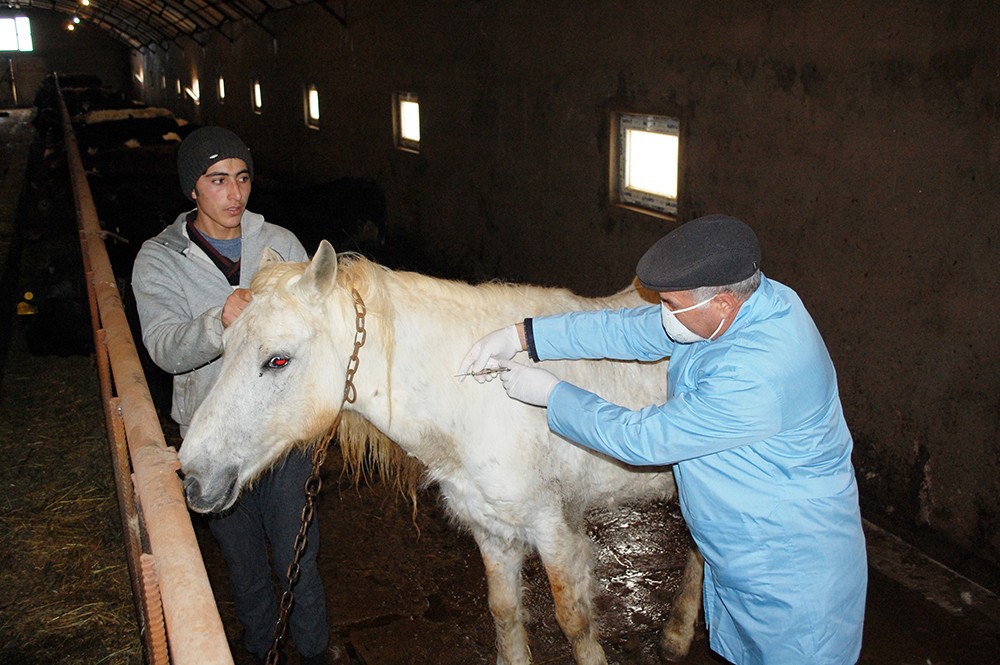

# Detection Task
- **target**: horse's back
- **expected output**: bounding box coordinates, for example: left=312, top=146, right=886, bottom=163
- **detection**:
left=351, top=264, right=676, bottom=515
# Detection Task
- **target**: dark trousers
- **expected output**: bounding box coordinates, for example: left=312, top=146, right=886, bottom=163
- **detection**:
left=208, top=450, right=329, bottom=659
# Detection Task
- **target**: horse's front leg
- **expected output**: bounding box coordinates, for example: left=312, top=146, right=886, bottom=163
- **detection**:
left=535, top=519, right=608, bottom=665
left=472, top=526, right=532, bottom=665
left=660, top=545, right=704, bottom=661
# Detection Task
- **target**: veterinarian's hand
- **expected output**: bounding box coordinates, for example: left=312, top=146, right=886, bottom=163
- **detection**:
left=498, top=361, right=560, bottom=407
left=458, top=325, right=524, bottom=383
left=221, top=288, right=252, bottom=328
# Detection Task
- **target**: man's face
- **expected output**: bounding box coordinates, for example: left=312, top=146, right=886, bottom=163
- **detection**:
left=191, top=157, right=251, bottom=240
left=658, top=289, right=728, bottom=339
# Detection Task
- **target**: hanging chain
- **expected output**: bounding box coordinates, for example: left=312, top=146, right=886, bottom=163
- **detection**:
left=266, top=288, right=366, bottom=665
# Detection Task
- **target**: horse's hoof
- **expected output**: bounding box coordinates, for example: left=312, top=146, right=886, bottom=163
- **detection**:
left=658, top=633, right=692, bottom=662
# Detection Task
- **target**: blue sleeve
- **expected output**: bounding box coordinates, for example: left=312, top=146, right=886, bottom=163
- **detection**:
left=546, top=360, right=783, bottom=466
left=531, top=306, right=674, bottom=362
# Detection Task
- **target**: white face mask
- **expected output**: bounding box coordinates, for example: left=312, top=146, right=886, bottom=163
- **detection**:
left=660, top=295, right=726, bottom=344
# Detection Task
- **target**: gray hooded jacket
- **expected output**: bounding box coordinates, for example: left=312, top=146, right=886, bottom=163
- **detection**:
left=131, top=210, right=307, bottom=433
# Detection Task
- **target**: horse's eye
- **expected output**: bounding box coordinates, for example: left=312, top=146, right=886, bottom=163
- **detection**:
left=266, top=356, right=290, bottom=369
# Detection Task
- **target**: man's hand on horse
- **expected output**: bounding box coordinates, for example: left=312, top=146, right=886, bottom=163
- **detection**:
left=497, top=360, right=560, bottom=407
left=458, top=325, right=525, bottom=383
left=221, top=288, right=253, bottom=328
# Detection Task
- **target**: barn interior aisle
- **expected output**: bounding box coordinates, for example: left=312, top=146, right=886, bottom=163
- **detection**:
left=1, top=108, right=999, bottom=664
left=0, top=109, right=143, bottom=664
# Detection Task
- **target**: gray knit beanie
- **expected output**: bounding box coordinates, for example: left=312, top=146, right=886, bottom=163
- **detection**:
left=177, top=126, right=254, bottom=201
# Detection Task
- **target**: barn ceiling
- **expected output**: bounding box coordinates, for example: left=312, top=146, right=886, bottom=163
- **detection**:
left=10, top=0, right=347, bottom=50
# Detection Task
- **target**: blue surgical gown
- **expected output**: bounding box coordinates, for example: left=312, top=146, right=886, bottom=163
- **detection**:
left=531, top=275, right=867, bottom=665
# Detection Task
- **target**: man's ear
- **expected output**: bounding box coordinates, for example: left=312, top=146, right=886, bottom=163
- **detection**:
left=716, top=292, right=739, bottom=314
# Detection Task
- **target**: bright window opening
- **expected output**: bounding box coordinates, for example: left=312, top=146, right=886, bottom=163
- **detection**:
left=252, top=80, right=263, bottom=113
left=305, top=84, right=320, bottom=129
left=217, top=77, right=226, bottom=103
left=400, top=101, right=420, bottom=141
left=1, top=17, right=33, bottom=51
left=615, top=113, right=680, bottom=216
left=185, top=78, right=200, bottom=105
left=394, top=92, right=420, bottom=152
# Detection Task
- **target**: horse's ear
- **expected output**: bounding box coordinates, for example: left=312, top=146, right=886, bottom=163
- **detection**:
left=258, top=247, right=284, bottom=269
left=299, top=240, right=339, bottom=297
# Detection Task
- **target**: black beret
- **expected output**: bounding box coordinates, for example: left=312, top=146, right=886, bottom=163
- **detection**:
left=177, top=126, right=254, bottom=201
left=636, top=214, right=761, bottom=291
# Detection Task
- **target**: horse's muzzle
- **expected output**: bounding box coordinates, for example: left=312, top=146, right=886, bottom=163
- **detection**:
left=182, top=467, right=240, bottom=514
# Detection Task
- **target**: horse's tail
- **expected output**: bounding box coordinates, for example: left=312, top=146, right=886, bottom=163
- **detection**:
left=336, top=410, right=425, bottom=530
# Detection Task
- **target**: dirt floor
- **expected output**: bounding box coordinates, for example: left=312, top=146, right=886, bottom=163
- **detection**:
left=2, top=108, right=999, bottom=665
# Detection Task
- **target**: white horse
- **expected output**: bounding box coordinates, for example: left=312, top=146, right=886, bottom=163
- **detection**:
left=179, top=240, right=703, bottom=665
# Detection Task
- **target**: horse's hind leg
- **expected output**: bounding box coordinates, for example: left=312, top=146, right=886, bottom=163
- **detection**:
left=472, top=527, right=532, bottom=665
left=660, top=545, right=704, bottom=661
left=536, top=521, right=608, bottom=665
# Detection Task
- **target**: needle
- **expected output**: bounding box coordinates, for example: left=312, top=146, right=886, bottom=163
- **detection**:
left=454, top=367, right=511, bottom=378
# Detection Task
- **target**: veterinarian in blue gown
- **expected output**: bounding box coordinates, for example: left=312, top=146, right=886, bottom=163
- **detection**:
left=460, top=214, right=867, bottom=665
left=131, top=127, right=331, bottom=665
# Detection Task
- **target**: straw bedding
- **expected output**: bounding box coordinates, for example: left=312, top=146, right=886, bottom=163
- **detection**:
left=0, top=235, right=142, bottom=664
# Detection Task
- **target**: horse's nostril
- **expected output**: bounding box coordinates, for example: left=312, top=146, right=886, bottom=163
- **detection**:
left=182, top=475, right=202, bottom=503
left=181, top=466, right=240, bottom=514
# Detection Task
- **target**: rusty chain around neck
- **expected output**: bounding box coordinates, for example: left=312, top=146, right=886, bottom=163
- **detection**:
left=266, top=288, right=366, bottom=665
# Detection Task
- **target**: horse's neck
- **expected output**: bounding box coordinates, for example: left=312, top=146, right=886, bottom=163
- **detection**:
left=348, top=277, right=448, bottom=440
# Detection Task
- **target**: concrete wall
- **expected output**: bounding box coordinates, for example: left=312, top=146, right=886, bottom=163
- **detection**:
left=0, top=10, right=130, bottom=104
left=135, top=0, right=999, bottom=586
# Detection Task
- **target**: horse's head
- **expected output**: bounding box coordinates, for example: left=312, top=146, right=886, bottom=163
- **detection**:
left=179, top=240, right=360, bottom=513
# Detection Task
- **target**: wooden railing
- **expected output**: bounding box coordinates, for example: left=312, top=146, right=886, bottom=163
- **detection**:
left=58, top=83, right=234, bottom=664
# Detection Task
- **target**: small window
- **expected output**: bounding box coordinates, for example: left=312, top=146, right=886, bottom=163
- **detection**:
left=160, top=75, right=166, bottom=91
left=175, top=79, right=181, bottom=96
left=393, top=92, right=420, bottom=152
left=614, top=113, right=679, bottom=217
left=217, top=77, right=226, bottom=103
left=0, top=17, right=32, bottom=51
left=304, top=84, right=320, bottom=129
left=251, top=80, right=263, bottom=114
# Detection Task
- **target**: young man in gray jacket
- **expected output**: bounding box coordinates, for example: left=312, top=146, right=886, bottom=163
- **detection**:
left=131, top=126, right=330, bottom=665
